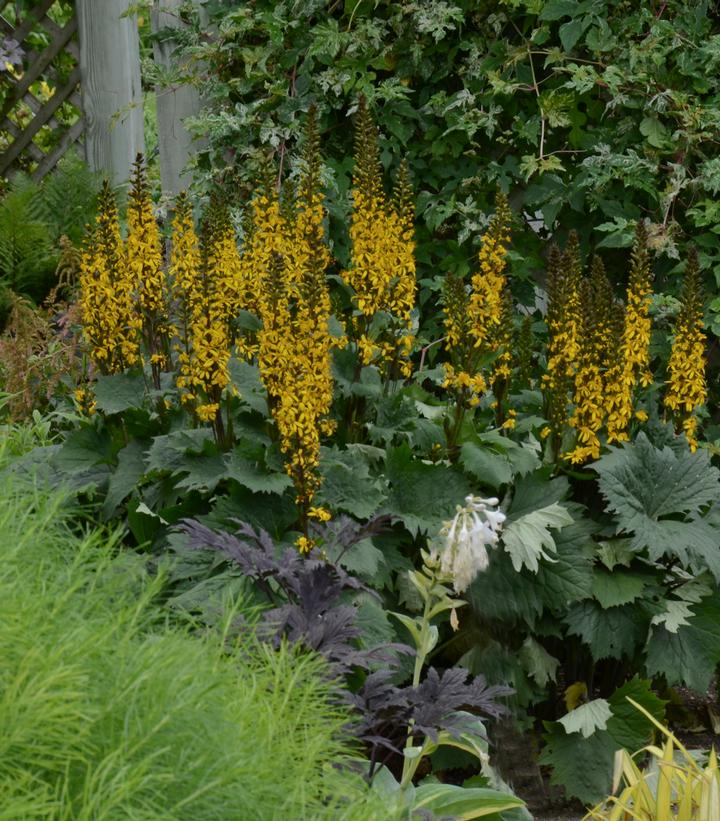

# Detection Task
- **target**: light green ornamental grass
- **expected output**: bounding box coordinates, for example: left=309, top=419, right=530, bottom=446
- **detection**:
left=0, top=473, right=385, bottom=820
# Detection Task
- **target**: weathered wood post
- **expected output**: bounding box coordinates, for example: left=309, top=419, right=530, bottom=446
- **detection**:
left=152, top=0, right=202, bottom=196
left=76, top=0, right=145, bottom=185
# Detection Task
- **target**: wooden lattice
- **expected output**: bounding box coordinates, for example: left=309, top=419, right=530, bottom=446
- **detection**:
left=0, top=0, right=83, bottom=180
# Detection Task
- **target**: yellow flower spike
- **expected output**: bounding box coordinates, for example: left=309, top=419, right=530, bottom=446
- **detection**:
left=606, top=221, right=654, bottom=444
left=664, top=247, right=707, bottom=451
left=127, top=155, right=170, bottom=385
left=345, top=97, right=416, bottom=377
left=256, top=109, right=336, bottom=525
left=565, top=259, right=618, bottom=464
left=442, top=194, right=512, bottom=415
left=469, top=193, right=512, bottom=351
left=78, top=181, right=141, bottom=374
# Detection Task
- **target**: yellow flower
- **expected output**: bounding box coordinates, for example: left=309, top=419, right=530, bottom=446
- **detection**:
left=295, top=535, right=315, bottom=555
left=308, top=506, right=331, bottom=522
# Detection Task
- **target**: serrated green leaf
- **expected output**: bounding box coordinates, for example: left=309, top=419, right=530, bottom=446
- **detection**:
left=224, top=451, right=292, bottom=495
left=93, top=372, right=146, bottom=414
left=502, top=502, right=573, bottom=573
left=327, top=537, right=388, bottom=586
left=103, top=440, right=147, bottom=518
left=536, top=510, right=597, bottom=608
left=469, top=549, right=545, bottom=625
left=145, top=429, right=215, bottom=474
left=383, top=443, right=472, bottom=537
left=507, top=472, right=570, bottom=520
left=591, top=568, right=647, bottom=608
left=558, top=698, right=612, bottom=738
left=316, top=445, right=386, bottom=518
left=460, top=442, right=513, bottom=490
left=565, top=599, right=649, bottom=661
left=639, top=115, right=670, bottom=148
left=56, top=426, right=113, bottom=472
left=519, top=637, right=559, bottom=688
left=645, top=592, right=720, bottom=691
left=596, top=538, right=636, bottom=570
left=228, top=358, right=268, bottom=415
left=174, top=455, right=227, bottom=492
left=541, top=678, right=665, bottom=804
left=593, top=434, right=720, bottom=579
left=559, top=17, right=586, bottom=52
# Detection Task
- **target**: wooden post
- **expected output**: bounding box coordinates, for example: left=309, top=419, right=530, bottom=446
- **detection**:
left=76, top=0, right=144, bottom=185
left=152, top=0, right=202, bottom=196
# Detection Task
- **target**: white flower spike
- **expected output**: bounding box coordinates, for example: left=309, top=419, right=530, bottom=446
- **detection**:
left=436, top=496, right=506, bottom=594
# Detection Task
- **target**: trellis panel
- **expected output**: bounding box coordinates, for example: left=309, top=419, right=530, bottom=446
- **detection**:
left=0, top=0, right=83, bottom=180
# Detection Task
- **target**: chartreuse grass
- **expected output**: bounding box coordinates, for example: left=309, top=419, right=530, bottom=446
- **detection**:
left=0, top=469, right=383, bottom=820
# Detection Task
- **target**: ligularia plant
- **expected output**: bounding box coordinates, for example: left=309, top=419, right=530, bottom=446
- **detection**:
left=435, top=495, right=506, bottom=594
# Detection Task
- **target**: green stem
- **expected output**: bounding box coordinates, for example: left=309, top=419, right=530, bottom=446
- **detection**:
left=400, top=571, right=436, bottom=790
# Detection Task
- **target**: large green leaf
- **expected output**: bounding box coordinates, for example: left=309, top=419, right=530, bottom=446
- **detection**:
left=591, top=568, right=649, bottom=608
left=316, top=445, right=386, bottom=518
left=502, top=502, right=573, bottom=573
left=102, top=440, right=147, bottom=518
left=145, top=430, right=215, bottom=474
left=541, top=678, right=666, bottom=804
left=383, top=443, right=471, bottom=537
left=468, top=550, right=545, bottom=625
left=565, top=599, right=649, bottom=661
left=645, top=592, right=720, bottom=691
left=557, top=698, right=612, bottom=738
left=224, top=451, right=292, bottom=495
left=593, top=434, right=720, bottom=577
left=460, top=442, right=514, bottom=490
left=92, top=372, right=146, bottom=414
left=536, top=510, right=597, bottom=609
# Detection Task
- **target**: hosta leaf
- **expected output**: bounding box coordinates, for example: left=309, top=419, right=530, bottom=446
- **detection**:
left=412, top=783, right=525, bottom=819
left=558, top=698, right=612, bottom=738
left=645, top=592, right=720, bottom=691
left=502, top=502, right=573, bottom=573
